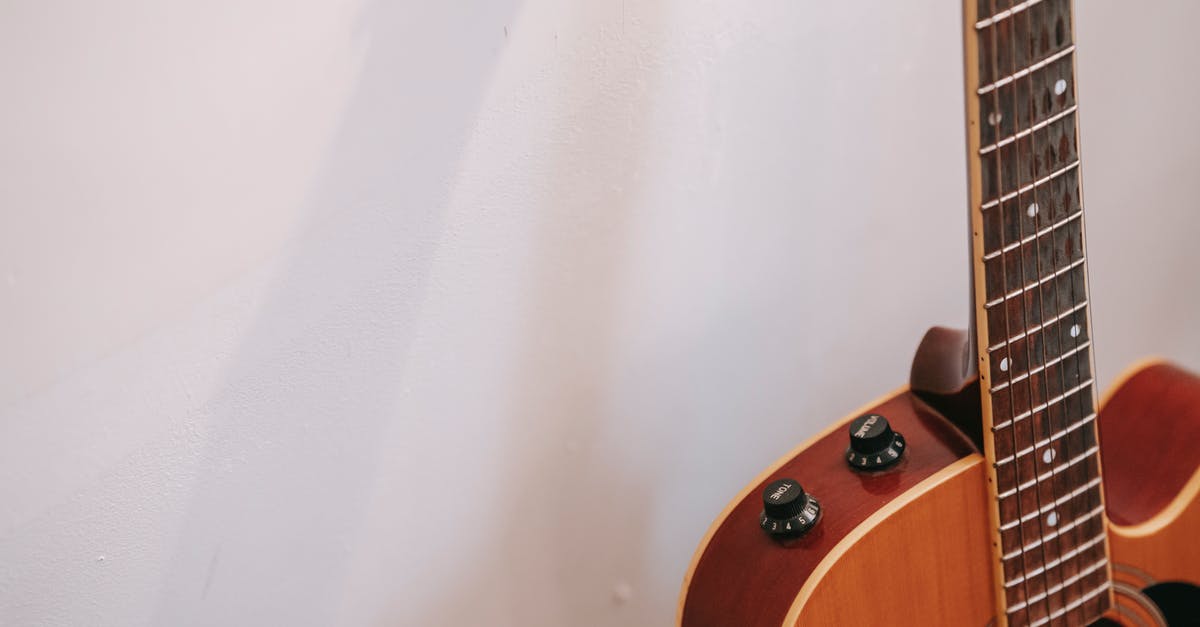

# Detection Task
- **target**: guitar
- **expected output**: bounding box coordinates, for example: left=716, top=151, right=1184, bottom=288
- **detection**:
left=676, top=1, right=1200, bottom=625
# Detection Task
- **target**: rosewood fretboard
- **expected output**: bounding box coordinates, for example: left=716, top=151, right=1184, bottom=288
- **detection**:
left=965, top=0, right=1113, bottom=625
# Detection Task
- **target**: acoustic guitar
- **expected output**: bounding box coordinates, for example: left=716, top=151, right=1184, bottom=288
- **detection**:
left=677, top=1, right=1200, bottom=625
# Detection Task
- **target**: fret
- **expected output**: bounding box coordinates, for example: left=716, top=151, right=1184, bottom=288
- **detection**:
left=996, top=442, right=1097, bottom=493
left=992, top=374, right=1093, bottom=434
left=985, top=257, right=1084, bottom=309
left=1003, top=532, right=1107, bottom=587
left=979, top=45, right=1074, bottom=95
left=987, top=306, right=1088, bottom=380
left=999, top=508, right=1106, bottom=589
left=976, top=0, right=1014, bottom=23
left=1007, top=558, right=1108, bottom=613
left=999, top=493, right=1102, bottom=555
left=981, top=105, right=1076, bottom=155
left=999, top=478, right=1100, bottom=530
left=981, top=166, right=1081, bottom=256
left=980, top=124, right=1079, bottom=208
left=977, top=0, right=1073, bottom=86
left=1014, top=567, right=1111, bottom=623
left=980, top=54, right=1077, bottom=149
left=997, top=455, right=1100, bottom=535
left=976, top=0, right=1046, bottom=30
left=1001, top=507, right=1104, bottom=560
left=988, top=398, right=1094, bottom=485
left=983, top=208, right=1079, bottom=262
left=993, top=412, right=1094, bottom=467
left=972, top=0, right=1110, bottom=619
left=988, top=299, right=1087, bottom=351
left=998, top=440, right=1099, bottom=504
left=993, top=378, right=1092, bottom=430
left=984, top=261, right=1087, bottom=349
left=1037, top=582, right=1112, bottom=625
left=983, top=212, right=1083, bottom=301
left=991, top=340, right=1089, bottom=392
left=1000, top=513, right=1106, bottom=614
left=989, top=333, right=1091, bottom=424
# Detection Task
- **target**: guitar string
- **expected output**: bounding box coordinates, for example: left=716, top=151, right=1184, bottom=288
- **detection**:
left=1015, top=2, right=1077, bottom=620
left=1028, top=2, right=1102, bottom=616
left=995, top=5, right=1058, bottom=621
left=985, top=0, right=1038, bottom=621
left=1055, top=0, right=1109, bottom=613
left=1039, top=2, right=1099, bottom=618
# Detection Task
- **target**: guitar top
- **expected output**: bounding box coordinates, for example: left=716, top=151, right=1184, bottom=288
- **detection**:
left=678, top=1, right=1200, bottom=625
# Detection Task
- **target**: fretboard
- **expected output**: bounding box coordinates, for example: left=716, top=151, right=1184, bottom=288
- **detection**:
left=964, top=0, right=1113, bottom=625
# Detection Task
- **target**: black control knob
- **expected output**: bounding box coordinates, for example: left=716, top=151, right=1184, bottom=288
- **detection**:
left=846, top=413, right=906, bottom=470
left=759, top=478, right=821, bottom=538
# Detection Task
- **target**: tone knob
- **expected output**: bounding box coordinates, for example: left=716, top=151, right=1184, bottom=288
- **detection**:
left=845, top=413, right=906, bottom=470
left=759, top=478, right=821, bottom=538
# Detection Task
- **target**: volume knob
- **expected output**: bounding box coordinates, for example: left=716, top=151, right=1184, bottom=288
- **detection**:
left=845, top=413, right=906, bottom=470
left=759, top=478, right=821, bottom=538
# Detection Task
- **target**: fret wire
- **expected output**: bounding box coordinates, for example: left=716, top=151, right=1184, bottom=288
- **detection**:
left=975, top=0, right=1048, bottom=29
left=1003, top=533, right=1108, bottom=587
left=978, top=45, right=1075, bottom=95
left=998, top=477, right=1100, bottom=530
left=1006, top=558, right=1108, bottom=613
left=980, top=105, right=1077, bottom=155
left=988, top=299, right=1088, bottom=351
left=991, top=340, right=1090, bottom=392
left=984, top=256, right=1086, bottom=308
left=982, top=210, right=1081, bottom=261
left=992, top=379, right=1093, bottom=430
left=976, top=0, right=1109, bottom=616
left=1035, top=582, right=1112, bottom=624
left=996, top=442, right=1097, bottom=489
left=982, top=160, right=1079, bottom=210
left=1019, top=5, right=1098, bottom=611
left=1002, top=506, right=1105, bottom=559
left=993, top=413, right=1095, bottom=466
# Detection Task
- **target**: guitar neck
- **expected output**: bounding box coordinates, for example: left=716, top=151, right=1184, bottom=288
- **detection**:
left=962, top=0, right=1114, bottom=624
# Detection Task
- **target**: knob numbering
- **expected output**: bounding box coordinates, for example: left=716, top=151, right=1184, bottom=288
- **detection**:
left=845, top=413, right=906, bottom=470
left=759, top=478, right=821, bottom=538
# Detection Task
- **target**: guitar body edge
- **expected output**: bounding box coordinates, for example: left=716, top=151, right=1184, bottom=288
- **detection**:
left=677, top=387, right=995, bottom=626
left=1100, top=360, right=1200, bottom=625
left=678, top=360, right=1200, bottom=626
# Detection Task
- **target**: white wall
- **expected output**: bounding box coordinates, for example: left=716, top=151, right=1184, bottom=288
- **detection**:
left=2, top=1, right=1198, bottom=625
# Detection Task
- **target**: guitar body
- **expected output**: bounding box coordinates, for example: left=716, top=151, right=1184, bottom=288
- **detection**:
left=679, top=3, right=1194, bottom=623
left=1102, top=362, right=1200, bottom=626
left=678, top=360, right=1200, bottom=626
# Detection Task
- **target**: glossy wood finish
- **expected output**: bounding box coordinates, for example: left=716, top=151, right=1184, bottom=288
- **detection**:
left=783, top=457, right=995, bottom=625
left=1101, top=360, right=1200, bottom=624
left=679, top=361, right=1200, bottom=626
left=1099, top=362, right=1200, bottom=527
left=678, top=390, right=979, bottom=626
left=966, top=0, right=1114, bottom=621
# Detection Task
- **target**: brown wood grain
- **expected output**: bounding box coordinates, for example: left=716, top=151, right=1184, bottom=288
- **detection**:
left=677, top=361, right=1200, bottom=626
left=679, top=391, right=978, bottom=627
left=1100, top=362, right=1200, bottom=527
left=784, top=458, right=995, bottom=625
left=1103, top=361, right=1200, bottom=624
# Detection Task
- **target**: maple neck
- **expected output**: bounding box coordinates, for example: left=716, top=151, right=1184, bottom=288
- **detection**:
left=963, top=0, right=1114, bottom=624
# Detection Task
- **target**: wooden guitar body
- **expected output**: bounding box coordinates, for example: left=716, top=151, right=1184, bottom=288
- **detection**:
left=678, top=360, right=1200, bottom=626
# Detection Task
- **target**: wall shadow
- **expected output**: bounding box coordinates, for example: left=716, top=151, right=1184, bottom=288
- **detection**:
left=150, top=2, right=525, bottom=625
